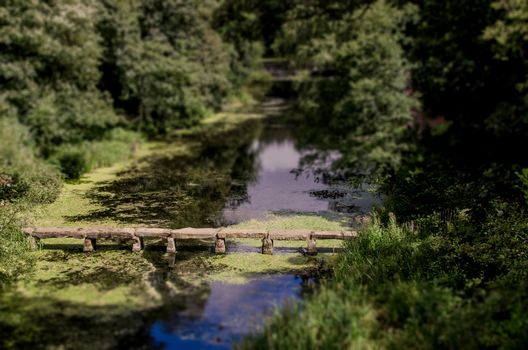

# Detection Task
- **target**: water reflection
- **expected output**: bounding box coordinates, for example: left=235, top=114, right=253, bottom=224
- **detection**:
left=73, top=102, right=378, bottom=229
left=150, top=275, right=304, bottom=349
left=221, top=120, right=379, bottom=225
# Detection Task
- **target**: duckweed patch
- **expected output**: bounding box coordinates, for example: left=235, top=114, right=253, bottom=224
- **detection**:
left=34, top=109, right=265, bottom=228
left=232, top=213, right=350, bottom=231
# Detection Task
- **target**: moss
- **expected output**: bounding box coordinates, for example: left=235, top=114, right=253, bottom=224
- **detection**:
left=204, top=253, right=324, bottom=284
left=34, top=147, right=156, bottom=227
left=232, top=213, right=350, bottom=231
left=16, top=242, right=159, bottom=311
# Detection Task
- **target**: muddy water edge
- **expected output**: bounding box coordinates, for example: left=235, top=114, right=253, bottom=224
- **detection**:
left=0, top=98, right=378, bottom=349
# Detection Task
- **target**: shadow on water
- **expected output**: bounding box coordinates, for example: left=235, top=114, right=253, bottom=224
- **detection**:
left=68, top=99, right=378, bottom=229
left=70, top=117, right=263, bottom=228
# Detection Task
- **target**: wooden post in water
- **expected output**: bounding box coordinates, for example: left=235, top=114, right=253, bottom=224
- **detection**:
left=132, top=236, right=142, bottom=252
left=28, top=236, right=40, bottom=250
left=261, top=233, right=273, bottom=255
left=215, top=236, right=226, bottom=254
left=307, top=233, right=317, bottom=256
left=166, top=237, right=176, bottom=253
left=83, top=238, right=96, bottom=252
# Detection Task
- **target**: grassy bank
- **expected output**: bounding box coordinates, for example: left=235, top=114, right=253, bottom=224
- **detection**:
left=239, top=210, right=528, bottom=349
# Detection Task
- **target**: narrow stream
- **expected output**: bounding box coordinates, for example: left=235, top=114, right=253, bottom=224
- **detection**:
left=138, top=98, right=379, bottom=349
left=3, top=95, right=380, bottom=350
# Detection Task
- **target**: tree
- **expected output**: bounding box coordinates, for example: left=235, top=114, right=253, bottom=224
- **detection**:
left=277, top=0, right=418, bottom=182
left=0, top=0, right=120, bottom=154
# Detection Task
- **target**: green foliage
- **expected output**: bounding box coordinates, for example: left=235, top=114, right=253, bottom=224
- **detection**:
left=98, top=0, right=232, bottom=134
left=0, top=207, right=35, bottom=289
left=0, top=174, right=30, bottom=203
left=0, top=117, right=61, bottom=205
left=518, top=168, right=528, bottom=204
left=50, top=147, right=89, bottom=180
left=0, top=0, right=120, bottom=153
left=49, top=129, right=142, bottom=180
left=278, top=1, right=418, bottom=182
left=242, top=211, right=528, bottom=349
left=407, top=0, right=528, bottom=142
left=0, top=117, right=57, bottom=288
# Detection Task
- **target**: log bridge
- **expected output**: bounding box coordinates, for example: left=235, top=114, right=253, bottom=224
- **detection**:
left=22, top=227, right=357, bottom=255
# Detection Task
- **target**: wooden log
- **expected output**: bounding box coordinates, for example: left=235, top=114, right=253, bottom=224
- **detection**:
left=307, top=233, right=317, bottom=256
left=269, top=229, right=311, bottom=240
left=32, top=227, right=83, bottom=239
left=217, top=228, right=267, bottom=239
left=80, top=227, right=134, bottom=239
left=166, top=237, right=176, bottom=253
left=135, top=228, right=171, bottom=238
left=22, top=227, right=34, bottom=235
left=171, top=228, right=219, bottom=239
left=261, top=233, right=273, bottom=255
left=83, top=238, right=96, bottom=252
left=215, top=235, right=226, bottom=254
left=311, top=230, right=358, bottom=240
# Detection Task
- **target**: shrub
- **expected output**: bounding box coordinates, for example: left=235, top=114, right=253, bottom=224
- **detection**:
left=50, top=147, right=90, bottom=180
left=0, top=173, right=30, bottom=203
left=49, top=128, right=143, bottom=180
left=0, top=117, right=61, bottom=204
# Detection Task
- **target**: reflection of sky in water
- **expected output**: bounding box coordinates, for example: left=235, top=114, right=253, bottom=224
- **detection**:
left=222, top=125, right=380, bottom=225
left=150, top=275, right=302, bottom=349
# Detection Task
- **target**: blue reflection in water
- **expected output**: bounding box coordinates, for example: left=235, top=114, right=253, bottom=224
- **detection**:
left=150, top=275, right=302, bottom=349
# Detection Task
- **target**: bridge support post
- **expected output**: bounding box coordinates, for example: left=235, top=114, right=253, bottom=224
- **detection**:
left=83, top=238, right=96, bottom=252
left=132, top=236, right=142, bottom=252
left=28, top=236, right=40, bottom=250
left=261, top=233, right=273, bottom=255
left=215, top=237, right=226, bottom=254
left=307, top=233, right=317, bottom=256
left=166, top=237, right=176, bottom=253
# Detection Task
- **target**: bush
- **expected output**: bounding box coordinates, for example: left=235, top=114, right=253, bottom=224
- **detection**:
left=0, top=117, right=61, bottom=204
left=0, top=173, right=30, bottom=203
left=0, top=117, right=52, bottom=288
left=49, top=128, right=143, bottom=180
left=51, top=148, right=90, bottom=180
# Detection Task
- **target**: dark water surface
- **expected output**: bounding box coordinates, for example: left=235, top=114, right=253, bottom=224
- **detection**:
left=221, top=117, right=379, bottom=224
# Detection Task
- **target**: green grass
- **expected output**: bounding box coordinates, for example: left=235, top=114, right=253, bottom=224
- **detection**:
left=239, top=210, right=528, bottom=349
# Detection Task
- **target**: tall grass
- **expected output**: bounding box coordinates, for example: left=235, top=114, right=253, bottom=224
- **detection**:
left=0, top=117, right=58, bottom=288
left=0, top=206, right=35, bottom=288
left=239, top=211, right=528, bottom=349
